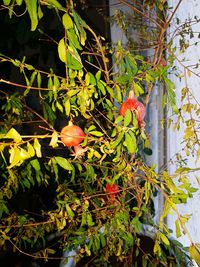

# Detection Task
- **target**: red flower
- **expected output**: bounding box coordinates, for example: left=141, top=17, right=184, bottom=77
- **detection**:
left=106, top=184, right=119, bottom=200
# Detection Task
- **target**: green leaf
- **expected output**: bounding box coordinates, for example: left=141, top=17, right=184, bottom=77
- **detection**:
left=95, top=70, right=101, bottom=81
left=66, top=204, right=75, bottom=218
left=87, top=212, right=95, bottom=226
left=30, top=159, right=40, bottom=171
left=38, top=4, right=43, bottom=19
left=88, top=72, right=96, bottom=85
left=175, top=219, right=181, bottom=238
left=45, top=0, right=63, bottom=10
left=25, top=0, right=38, bottom=31
left=124, top=109, right=132, bottom=127
left=133, top=82, right=144, bottom=96
left=64, top=99, right=71, bottom=116
left=56, top=101, right=63, bottom=112
left=67, top=29, right=82, bottom=50
left=67, top=46, right=83, bottom=70
left=131, top=217, right=142, bottom=234
left=111, top=131, right=124, bottom=148
left=58, top=38, right=67, bottom=63
left=37, top=72, right=41, bottom=88
left=99, top=233, right=106, bottom=247
left=85, top=244, right=91, bottom=256
left=125, top=132, right=136, bottom=154
left=164, top=77, right=179, bottom=114
left=106, top=85, right=114, bottom=98
left=72, top=10, right=88, bottom=29
left=67, top=89, right=80, bottom=97
left=5, top=128, right=22, bottom=143
left=62, top=13, right=73, bottom=30
left=54, top=156, right=73, bottom=171
left=159, top=232, right=170, bottom=246
left=3, top=0, right=11, bottom=5
left=89, top=131, right=103, bottom=137
left=115, top=84, right=122, bottom=103
left=117, top=74, right=132, bottom=85
left=97, top=81, right=106, bottom=95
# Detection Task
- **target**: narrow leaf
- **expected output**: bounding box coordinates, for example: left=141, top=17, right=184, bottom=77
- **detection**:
left=62, top=13, right=73, bottom=30
left=54, top=156, right=73, bottom=171
left=58, top=38, right=67, bottom=63
left=189, top=244, right=200, bottom=266
left=25, top=0, right=38, bottom=31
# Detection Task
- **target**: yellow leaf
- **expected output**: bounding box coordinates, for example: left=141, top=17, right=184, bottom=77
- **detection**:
left=5, top=128, right=22, bottom=143
left=49, top=131, right=58, bottom=148
left=8, top=146, right=26, bottom=168
left=159, top=232, right=170, bottom=246
left=189, top=244, right=200, bottom=266
left=27, top=142, right=35, bottom=157
left=34, top=138, right=42, bottom=157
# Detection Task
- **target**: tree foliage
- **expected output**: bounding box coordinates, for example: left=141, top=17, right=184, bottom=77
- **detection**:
left=0, top=0, right=200, bottom=266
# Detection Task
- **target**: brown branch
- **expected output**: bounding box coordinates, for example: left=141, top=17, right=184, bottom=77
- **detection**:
left=86, top=25, right=110, bottom=83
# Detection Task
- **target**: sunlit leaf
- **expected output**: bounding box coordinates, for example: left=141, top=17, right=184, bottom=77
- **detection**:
left=25, top=0, right=38, bottom=31
left=159, top=232, right=170, bottom=246
left=34, top=138, right=42, bottom=157
left=54, top=156, right=73, bottom=171
left=27, top=142, right=35, bottom=157
left=124, top=109, right=132, bottom=127
left=5, top=128, right=22, bottom=143
left=175, top=219, right=181, bottom=238
left=125, top=132, right=136, bottom=154
left=62, top=13, right=73, bottom=30
left=49, top=131, right=58, bottom=148
left=3, top=0, right=11, bottom=5
left=64, top=98, right=71, bottom=116
left=89, top=131, right=103, bottom=137
left=58, top=38, right=67, bottom=63
left=189, top=244, right=200, bottom=266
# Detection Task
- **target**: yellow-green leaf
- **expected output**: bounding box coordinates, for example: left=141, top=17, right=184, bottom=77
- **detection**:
left=124, top=109, right=132, bottom=127
left=30, top=159, right=41, bottom=171
left=45, top=0, right=63, bottom=10
left=58, top=38, right=67, bottom=63
left=64, top=99, right=71, bottom=116
left=3, top=0, right=11, bottom=5
left=66, top=204, right=75, bottom=218
left=62, top=13, right=73, bottom=30
left=89, top=131, right=103, bottom=137
left=54, top=156, right=73, bottom=171
left=175, top=219, right=181, bottom=238
left=125, top=132, right=136, bottom=154
left=189, top=244, right=200, bottom=266
left=25, top=0, right=38, bottom=31
left=159, top=232, right=170, bottom=246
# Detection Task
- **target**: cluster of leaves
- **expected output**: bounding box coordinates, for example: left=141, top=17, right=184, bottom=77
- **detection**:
left=0, top=0, right=200, bottom=266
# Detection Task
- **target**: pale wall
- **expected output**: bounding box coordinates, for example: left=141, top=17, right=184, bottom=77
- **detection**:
left=167, top=0, right=200, bottom=253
